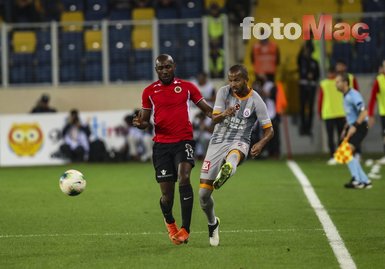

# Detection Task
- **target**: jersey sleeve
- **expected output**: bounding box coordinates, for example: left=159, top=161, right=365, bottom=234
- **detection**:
left=142, top=88, right=152, bottom=110
left=253, top=93, right=272, bottom=129
left=353, top=91, right=365, bottom=111
left=188, top=82, right=204, bottom=104
left=212, top=86, right=227, bottom=115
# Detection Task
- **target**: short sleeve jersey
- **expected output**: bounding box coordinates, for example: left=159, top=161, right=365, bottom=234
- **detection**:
left=343, top=88, right=368, bottom=125
left=142, top=78, right=204, bottom=143
left=211, top=85, right=272, bottom=144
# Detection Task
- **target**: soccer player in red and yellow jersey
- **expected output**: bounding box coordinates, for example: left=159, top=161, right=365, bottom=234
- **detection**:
left=133, top=54, right=212, bottom=245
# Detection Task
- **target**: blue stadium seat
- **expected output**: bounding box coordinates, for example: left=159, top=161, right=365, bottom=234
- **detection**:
left=62, top=0, right=84, bottom=11
left=109, top=10, right=131, bottom=21
left=109, top=26, right=131, bottom=42
left=36, top=31, right=52, bottom=64
left=60, top=64, right=82, bottom=82
left=10, top=66, right=34, bottom=84
left=110, top=41, right=131, bottom=62
left=180, top=0, right=203, bottom=18
left=134, top=62, right=152, bottom=80
left=110, top=63, right=130, bottom=81
left=85, top=51, right=102, bottom=63
left=84, top=63, right=102, bottom=81
left=85, top=0, right=108, bottom=20
left=157, top=8, right=179, bottom=19
left=59, top=32, right=83, bottom=63
left=35, top=65, right=52, bottom=83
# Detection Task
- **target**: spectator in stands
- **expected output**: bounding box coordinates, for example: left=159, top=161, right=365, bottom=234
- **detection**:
left=225, top=0, right=250, bottom=25
left=191, top=72, right=216, bottom=106
left=30, top=94, right=57, bottom=113
left=193, top=111, right=213, bottom=160
left=132, top=0, right=153, bottom=8
left=11, top=0, right=42, bottom=22
left=252, top=74, right=280, bottom=158
left=297, top=41, right=320, bottom=136
left=209, top=39, right=224, bottom=78
left=251, top=34, right=280, bottom=82
left=124, top=111, right=153, bottom=162
left=318, top=67, right=346, bottom=165
left=60, top=109, right=90, bottom=162
left=335, top=59, right=359, bottom=90
left=109, top=0, right=132, bottom=10
left=368, top=60, right=385, bottom=164
left=207, top=3, right=224, bottom=46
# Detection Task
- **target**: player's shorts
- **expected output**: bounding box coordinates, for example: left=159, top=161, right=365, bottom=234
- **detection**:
left=348, top=122, right=368, bottom=150
left=152, top=140, right=195, bottom=183
left=200, top=141, right=249, bottom=181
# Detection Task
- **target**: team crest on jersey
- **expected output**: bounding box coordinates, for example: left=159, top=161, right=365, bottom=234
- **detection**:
left=174, top=86, right=182, bottom=93
left=202, top=160, right=210, bottom=173
left=243, top=108, right=251, bottom=117
left=235, top=103, right=240, bottom=110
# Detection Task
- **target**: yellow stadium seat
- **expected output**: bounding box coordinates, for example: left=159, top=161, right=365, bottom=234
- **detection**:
left=205, top=0, right=226, bottom=9
left=84, top=30, right=102, bottom=51
left=132, top=26, right=152, bottom=49
left=61, top=11, right=84, bottom=32
left=13, top=31, right=37, bottom=53
left=132, top=8, right=155, bottom=20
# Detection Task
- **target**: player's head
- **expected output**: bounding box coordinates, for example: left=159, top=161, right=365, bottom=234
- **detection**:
left=155, top=54, right=176, bottom=85
left=335, top=72, right=350, bottom=93
left=335, top=59, right=347, bottom=73
left=228, top=65, right=249, bottom=96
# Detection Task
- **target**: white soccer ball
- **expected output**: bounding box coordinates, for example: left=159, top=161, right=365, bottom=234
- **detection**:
left=59, top=169, right=86, bottom=196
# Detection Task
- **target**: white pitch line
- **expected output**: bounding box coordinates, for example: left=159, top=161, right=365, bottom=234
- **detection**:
left=0, top=228, right=323, bottom=239
left=287, top=160, right=356, bottom=269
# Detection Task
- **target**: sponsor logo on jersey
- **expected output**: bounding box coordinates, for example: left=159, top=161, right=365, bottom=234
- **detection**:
left=243, top=108, right=251, bottom=117
left=202, top=160, right=211, bottom=173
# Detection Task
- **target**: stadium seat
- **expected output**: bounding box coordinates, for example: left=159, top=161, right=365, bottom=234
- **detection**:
left=61, top=11, right=84, bottom=32
left=12, top=31, right=37, bottom=53
left=132, top=26, right=152, bottom=49
left=59, top=32, right=84, bottom=63
left=110, top=40, right=131, bottom=62
left=132, top=8, right=155, bottom=20
left=180, top=0, right=203, bottom=18
left=156, top=8, right=179, bottom=19
left=85, top=0, right=108, bottom=21
left=109, top=10, right=132, bottom=21
left=84, top=30, right=102, bottom=51
left=60, top=64, right=82, bottom=82
left=36, top=31, right=52, bottom=64
left=110, top=63, right=130, bottom=81
left=35, top=64, right=52, bottom=83
left=205, top=0, right=225, bottom=9
left=84, top=62, right=102, bottom=81
left=62, top=0, right=84, bottom=11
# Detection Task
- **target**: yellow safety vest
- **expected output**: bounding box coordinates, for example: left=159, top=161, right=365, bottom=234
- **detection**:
left=320, top=78, right=345, bottom=119
left=348, top=73, right=355, bottom=88
left=208, top=15, right=224, bottom=40
left=376, top=74, right=385, bottom=115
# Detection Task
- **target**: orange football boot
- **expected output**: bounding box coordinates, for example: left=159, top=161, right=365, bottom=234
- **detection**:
left=164, top=220, right=182, bottom=245
left=172, top=227, right=189, bottom=244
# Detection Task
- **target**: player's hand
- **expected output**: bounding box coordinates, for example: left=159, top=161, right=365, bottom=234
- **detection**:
left=133, top=111, right=142, bottom=128
left=223, top=106, right=237, bottom=118
left=250, top=143, right=263, bottom=158
left=346, top=126, right=356, bottom=140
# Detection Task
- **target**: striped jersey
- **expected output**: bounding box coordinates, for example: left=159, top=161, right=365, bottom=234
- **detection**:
left=211, top=85, right=272, bottom=144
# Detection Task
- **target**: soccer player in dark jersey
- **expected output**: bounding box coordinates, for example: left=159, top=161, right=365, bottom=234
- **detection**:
left=133, top=54, right=212, bottom=245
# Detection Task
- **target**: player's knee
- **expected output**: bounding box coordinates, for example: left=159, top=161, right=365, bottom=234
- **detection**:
left=199, top=187, right=212, bottom=208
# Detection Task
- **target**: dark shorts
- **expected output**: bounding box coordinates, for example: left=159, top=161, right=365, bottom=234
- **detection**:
left=348, top=122, right=368, bottom=150
left=152, top=140, right=195, bottom=183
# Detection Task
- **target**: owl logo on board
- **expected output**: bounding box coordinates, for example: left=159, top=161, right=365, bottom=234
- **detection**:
left=8, top=123, right=44, bottom=156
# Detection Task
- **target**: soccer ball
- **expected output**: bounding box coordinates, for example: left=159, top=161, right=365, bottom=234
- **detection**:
left=59, top=169, right=86, bottom=196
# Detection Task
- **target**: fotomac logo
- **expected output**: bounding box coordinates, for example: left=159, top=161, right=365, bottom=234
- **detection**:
left=240, top=15, right=369, bottom=42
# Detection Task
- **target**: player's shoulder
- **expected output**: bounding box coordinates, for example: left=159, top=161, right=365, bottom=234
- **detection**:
left=143, top=80, right=162, bottom=93
left=217, top=85, right=231, bottom=95
left=175, top=78, right=198, bottom=89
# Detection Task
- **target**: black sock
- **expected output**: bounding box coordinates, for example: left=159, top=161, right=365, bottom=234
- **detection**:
left=179, top=184, right=193, bottom=233
left=160, top=197, right=175, bottom=224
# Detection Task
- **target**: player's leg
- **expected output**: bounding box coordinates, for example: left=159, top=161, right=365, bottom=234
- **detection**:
left=345, top=124, right=371, bottom=189
left=214, top=149, right=245, bottom=189
left=325, top=119, right=337, bottom=165
left=153, top=142, right=181, bottom=244
left=199, top=179, right=220, bottom=246
left=172, top=141, right=196, bottom=244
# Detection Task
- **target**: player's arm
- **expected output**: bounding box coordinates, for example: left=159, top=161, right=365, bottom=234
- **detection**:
left=250, top=125, right=274, bottom=158
left=196, top=99, right=213, bottom=118
left=346, top=107, right=368, bottom=139
left=133, top=109, right=151, bottom=129
left=212, top=106, right=237, bottom=124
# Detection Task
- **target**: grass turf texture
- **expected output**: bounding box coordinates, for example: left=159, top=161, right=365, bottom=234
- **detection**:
left=0, top=160, right=384, bottom=268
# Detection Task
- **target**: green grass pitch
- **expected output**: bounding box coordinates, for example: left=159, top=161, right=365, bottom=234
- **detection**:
left=0, top=159, right=384, bottom=268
